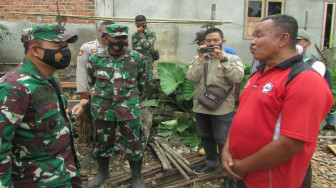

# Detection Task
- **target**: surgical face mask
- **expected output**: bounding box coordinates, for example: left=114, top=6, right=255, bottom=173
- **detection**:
left=108, top=40, right=128, bottom=52
left=296, top=45, right=304, bottom=54
left=36, top=46, right=71, bottom=69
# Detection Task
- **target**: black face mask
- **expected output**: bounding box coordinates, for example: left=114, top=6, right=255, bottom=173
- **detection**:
left=108, top=40, right=128, bottom=53
left=137, top=25, right=147, bottom=29
left=36, top=46, right=71, bottom=69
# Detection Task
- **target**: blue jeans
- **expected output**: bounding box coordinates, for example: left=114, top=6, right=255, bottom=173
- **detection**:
left=194, top=112, right=234, bottom=167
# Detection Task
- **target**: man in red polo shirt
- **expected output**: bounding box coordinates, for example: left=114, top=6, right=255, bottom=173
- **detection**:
left=221, top=14, right=334, bottom=188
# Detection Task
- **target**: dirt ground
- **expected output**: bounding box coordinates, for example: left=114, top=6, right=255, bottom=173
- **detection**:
left=72, top=122, right=336, bottom=188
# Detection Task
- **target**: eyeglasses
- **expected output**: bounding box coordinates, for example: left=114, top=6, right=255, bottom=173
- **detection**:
left=114, top=36, right=128, bottom=40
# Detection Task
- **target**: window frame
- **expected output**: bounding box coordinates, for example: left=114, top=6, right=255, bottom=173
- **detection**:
left=244, top=0, right=285, bottom=39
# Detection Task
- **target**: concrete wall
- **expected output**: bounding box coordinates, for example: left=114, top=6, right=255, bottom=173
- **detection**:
left=1, top=0, right=335, bottom=77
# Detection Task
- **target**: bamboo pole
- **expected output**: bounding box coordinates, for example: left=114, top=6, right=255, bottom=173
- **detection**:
left=163, top=149, right=190, bottom=180
left=11, top=12, right=232, bottom=24
left=157, top=142, right=193, bottom=175
left=153, top=140, right=173, bottom=170
left=149, top=142, right=171, bottom=171
left=162, top=143, right=192, bottom=167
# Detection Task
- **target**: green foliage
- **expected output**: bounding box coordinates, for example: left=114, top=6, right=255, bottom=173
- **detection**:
left=0, top=24, right=14, bottom=44
left=240, top=62, right=251, bottom=94
left=157, top=117, right=201, bottom=152
left=0, top=24, right=14, bottom=54
left=312, top=37, right=336, bottom=129
left=150, top=62, right=201, bottom=151
left=156, top=62, right=194, bottom=113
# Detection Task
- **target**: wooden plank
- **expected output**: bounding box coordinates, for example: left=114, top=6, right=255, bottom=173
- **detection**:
left=61, top=82, right=77, bottom=88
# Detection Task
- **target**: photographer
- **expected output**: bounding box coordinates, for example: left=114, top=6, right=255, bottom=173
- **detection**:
left=187, top=28, right=244, bottom=175
left=132, top=15, right=156, bottom=99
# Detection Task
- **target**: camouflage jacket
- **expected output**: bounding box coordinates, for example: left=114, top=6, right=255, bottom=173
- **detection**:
left=132, top=29, right=156, bottom=57
left=87, top=48, right=147, bottom=121
left=0, top=58, right=80, bottom=187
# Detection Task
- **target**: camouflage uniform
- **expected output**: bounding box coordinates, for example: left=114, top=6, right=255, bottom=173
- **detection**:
left=87, top=25, right=147, bottom=161
left=132, top=28, right=156, bottom=81
left=0, top=25, right=81, bottom=188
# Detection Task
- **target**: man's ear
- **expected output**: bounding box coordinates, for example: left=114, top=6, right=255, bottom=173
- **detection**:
left=279, top=33, right=290, bottom=48
left=306, top=41, right=312, bottom=48
left=30, top=44, right=41, bottom=57
left=222, top=39, right=227, bottom=45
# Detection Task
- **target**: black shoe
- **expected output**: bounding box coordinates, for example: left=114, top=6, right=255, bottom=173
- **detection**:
left=113, top=145, right=121, bottom=154
left=193, top=164, right=218, bottom=175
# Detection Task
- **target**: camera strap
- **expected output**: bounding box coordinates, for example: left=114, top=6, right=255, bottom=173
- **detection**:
left=203, top=56, right=210, bottom=87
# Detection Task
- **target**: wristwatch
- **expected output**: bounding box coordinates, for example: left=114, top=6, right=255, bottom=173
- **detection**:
left=220, top=57, right=228, bottom=63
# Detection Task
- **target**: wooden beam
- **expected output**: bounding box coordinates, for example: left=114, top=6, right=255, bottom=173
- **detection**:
left=60, top=82, right=76, bottom=88
left=12, top=12, right=232, bottom=25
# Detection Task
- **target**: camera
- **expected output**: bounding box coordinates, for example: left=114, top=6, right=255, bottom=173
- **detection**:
left=200, top=46, right=215, bottom=53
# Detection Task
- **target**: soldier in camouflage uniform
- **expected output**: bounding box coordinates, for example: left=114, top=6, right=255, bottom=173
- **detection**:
left=132, top=15, right=156, bottom=98
left=87, top=24, right=147, bottom=188
left=76, top=21, right=121, bottom=154
left=0, top=25, right=81, bottom=187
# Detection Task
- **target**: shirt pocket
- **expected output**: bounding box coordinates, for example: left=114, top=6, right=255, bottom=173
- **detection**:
left=94, top=70, right=113, bottom=98
left=34, top=107, right=63, bottom=137
left=122, top=58, right=138, bottom=78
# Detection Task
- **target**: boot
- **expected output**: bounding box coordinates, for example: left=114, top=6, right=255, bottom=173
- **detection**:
left=129, top=159, right=145, bottom=188
left=88, top=157, right=110, bottom=188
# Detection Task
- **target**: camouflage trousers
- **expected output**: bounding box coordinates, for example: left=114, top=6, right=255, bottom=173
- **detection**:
left=145, top=56, right=154, bottom=84
left=92, top=119, right=145, bottom=161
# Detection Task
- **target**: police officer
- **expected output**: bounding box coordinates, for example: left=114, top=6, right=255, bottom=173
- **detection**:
left=0, top=25, right=81, bottom=187
left=76, top=21, right=114, bottom=99
left=132, top=15, right=156, bottom=98
left=76, top=21, right=121, bottom=154
left=87, top=24, right=147, bottom=188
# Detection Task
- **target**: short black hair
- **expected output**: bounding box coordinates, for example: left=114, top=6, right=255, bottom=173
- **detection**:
left=205, top=27, right=224, bottom=39
left=135, top=15, right=146, bottom=22
left=262, top=14, right=298, bottom=50
left=99, top=21, right=115, bottom=29
left=23, top=38, right=41, bottom=54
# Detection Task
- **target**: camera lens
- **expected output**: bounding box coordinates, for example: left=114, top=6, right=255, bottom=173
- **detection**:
left=200, top=48, right=207, bottom=53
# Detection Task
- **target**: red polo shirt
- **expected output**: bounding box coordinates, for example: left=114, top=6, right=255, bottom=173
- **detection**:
left=229, top=55, right=334, bottom=188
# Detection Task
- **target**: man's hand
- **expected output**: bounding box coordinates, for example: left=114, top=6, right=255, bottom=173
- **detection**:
left=232, top=158, right=248, bottom=177
left=137, top=26, right=144, bottom=34
left=209, top=46, right=225, bottom=61
left=79, top=92, right=90, bottom=100
left=197, top=44, right=207, bottom=60
left=221, top=142, right=243, bottom=180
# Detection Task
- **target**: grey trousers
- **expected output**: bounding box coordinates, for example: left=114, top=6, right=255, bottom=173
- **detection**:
left=194, top=112, right=234, bottom=167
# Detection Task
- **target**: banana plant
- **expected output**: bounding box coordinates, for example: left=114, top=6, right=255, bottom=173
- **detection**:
left=156, top=62, right=194, bottom=113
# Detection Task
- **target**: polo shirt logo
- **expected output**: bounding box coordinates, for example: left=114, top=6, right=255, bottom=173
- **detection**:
left=262, top=83, right=273, bottom=93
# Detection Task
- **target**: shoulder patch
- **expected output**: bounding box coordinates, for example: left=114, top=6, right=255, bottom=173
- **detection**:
left=78, top=50, right=84, bottom=56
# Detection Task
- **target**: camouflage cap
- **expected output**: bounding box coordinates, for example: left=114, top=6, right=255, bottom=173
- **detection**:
left=105, top=24, right=129, bottom=37
left=297, top=29, right=310, bottom=41
left=21, top=25, right=78, bottom=43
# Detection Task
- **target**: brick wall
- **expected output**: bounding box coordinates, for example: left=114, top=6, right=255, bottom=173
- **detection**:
left=0, top=0, right=95, bottom=24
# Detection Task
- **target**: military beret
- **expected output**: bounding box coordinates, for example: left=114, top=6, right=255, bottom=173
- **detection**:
left=105, top=24, right=129, bottom=37
left=21, top=25, right=78, bottom=43
left=297, top=29, right=310, bottom=42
